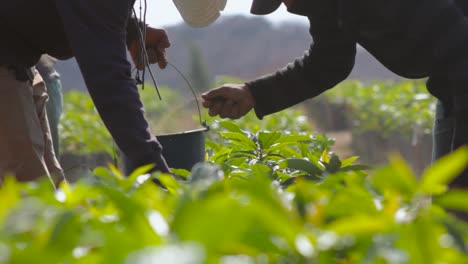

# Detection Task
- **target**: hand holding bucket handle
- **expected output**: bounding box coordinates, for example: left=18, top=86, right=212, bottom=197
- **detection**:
left=129, top=27, right=170, bottom=70
left=201, top=84, right=256, bottom=119
left=121, top=59, right=211, bottom=173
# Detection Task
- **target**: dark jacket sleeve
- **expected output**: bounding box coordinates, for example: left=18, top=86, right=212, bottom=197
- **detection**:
left=54, top=0, right=170, bottom=172
left=247, top=17, right=357, bottom=119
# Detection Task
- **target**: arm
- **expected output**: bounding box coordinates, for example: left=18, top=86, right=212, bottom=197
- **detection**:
left=247, top=17, right=357, bottom=119
left=54, top=0, right=170, bottom=172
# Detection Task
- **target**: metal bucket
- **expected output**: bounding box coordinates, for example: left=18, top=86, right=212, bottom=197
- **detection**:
left=122, top=125, right=209, bottom=174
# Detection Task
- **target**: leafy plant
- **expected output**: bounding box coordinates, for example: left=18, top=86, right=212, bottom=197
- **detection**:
left=60, top=85, right=182, bottom=154
left=316, top=80, right=436, bottom=137
left=4, top=78, right=467, bottom=264
left=207, top=121, right=366, bottom=188
left=60, top=91, right=113, bottom=154
left=1, top=132, right=468, bottom=263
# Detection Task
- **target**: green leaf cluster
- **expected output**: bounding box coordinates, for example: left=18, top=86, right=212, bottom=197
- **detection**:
left=60, top=85, right=182, bottom=154
left=2, top=121, right=468, bottom=263
left=320, top=80, right=436, bottom=137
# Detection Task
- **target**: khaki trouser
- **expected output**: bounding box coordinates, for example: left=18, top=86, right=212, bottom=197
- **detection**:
left=0, top=66, right=64, bottom=187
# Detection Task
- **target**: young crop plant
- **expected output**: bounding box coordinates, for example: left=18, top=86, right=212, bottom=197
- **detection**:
left=206, top=121, right=369, bottom=188
left=1, top=99, right=468, bottom=263
left=1, top=139, right=467, bottom=263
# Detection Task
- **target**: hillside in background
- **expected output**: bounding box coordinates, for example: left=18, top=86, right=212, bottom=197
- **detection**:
left=56, top=15, right=402, bottom=93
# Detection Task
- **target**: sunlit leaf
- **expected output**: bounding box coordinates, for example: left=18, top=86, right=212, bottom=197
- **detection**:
left=251, top=164, right=272, bottom=179
left=341, top=156, right=359, bottom=167
left=219, top=121, right=244, bottom=133
left=440, top=218, right=468, bottom=254
left=433, top=190, right=468, bottom=211
left=258, top=131, right=282, bottom=150
left=220, top=132, right=257, bottom=150
left=0, top=176, right=20, bottom=223
left=328, top=215, right=393, bottom=235
left=126, top=164, right=155, bottom=189
left=321, top=150, right=330, bottom=164
left=420, top=147, right=468, bottom=195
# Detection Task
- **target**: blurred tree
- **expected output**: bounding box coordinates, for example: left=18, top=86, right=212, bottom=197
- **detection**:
left=187, top=43, right=213, bottom=93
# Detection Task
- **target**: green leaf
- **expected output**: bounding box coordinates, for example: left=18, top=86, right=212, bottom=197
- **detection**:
left=258, top=131, right=282, bottom=150
left=341, top=156, right=360, bottom=167
left=93, top=167, right=118, bottom=186
left=328, top=215, right=393, bottom=235
left=339, top=165, right=372, bottom=172
left=433, top=190, right=468, bottom=211
left=420, top=146, right=468, bottom=195
left=397, top=219, right=434, bottom=264
left=251, top=164, right=272, bottom=178
left=280, top=158, right=321, bottom=176
left=0, top=176, right=20, bottom=224
left=277, top=134, right=312, bottom=143
left=128, top=164, right=155, bottom=182
left=156, top=173, right=182, bottom=194
left=171, top=168, right=191, bottom=179
left=219, top=121, right=243, bottom=133
left=321, top=150, right=330, bottom=164
left=267, top=142, right=302, bottom=153
left=209, top=148, right=231, bottom=162
left=48, top=211, right=81, bottom=254
left=440, top=218, right=468, bottom=254
left=231, top=150, right=257, bottom=158
left=109, top=164, right=124, bottom=180
left=220, top=132, right=257, bottom=150
left=367, top=154, right=417, bottom=199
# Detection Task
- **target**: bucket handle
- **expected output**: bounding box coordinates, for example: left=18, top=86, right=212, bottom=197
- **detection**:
left=131, top=14, right=207, bottom=130
left=166, top=62, right=208, bottom=130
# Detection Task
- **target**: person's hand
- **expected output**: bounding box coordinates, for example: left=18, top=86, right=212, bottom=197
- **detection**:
left=129, top=27, right=170, bottom=70
left=201, top=84, right=255, bottom=119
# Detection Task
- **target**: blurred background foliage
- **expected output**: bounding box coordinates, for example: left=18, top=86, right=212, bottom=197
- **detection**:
left=2, top=75, right=468, bottom=263
left=60, top=78, right=436, bottom=174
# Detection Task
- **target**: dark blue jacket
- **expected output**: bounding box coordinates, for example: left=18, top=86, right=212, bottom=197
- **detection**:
left=0, top=0, right=170, bottom=172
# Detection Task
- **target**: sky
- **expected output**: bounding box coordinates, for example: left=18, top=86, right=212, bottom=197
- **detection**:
left=140, top=0, right=308, bottom=27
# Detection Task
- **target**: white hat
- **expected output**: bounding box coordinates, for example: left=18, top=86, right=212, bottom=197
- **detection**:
left=173, top=0, right=227, bottom=28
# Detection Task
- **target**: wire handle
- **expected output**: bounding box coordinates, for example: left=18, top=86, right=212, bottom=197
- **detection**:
left=167, top=62, right=207, bottom=128
left=131, top=5, right=206, bottom=128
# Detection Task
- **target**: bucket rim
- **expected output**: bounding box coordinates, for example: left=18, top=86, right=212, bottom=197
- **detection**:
left=156, top=126, right=209, bottom=137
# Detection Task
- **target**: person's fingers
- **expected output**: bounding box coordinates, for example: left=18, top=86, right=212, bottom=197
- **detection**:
left=209, top=101, right=223, bottom=117
left=143, top=46, right=168, bottom=69
left=202, top=84, right=252, bottom=117
left=156, top=47, right=168, bottom=69
left=160, top=37, right=171, bottom=48
left=129, top=41, right=145, bottom=70
left=202, top=98, right=213, bottom=108
left=147, top=48, right=158, bottom=64
left=201, top=88, right=227, bottom=100
left=219, top=100, right=234, bottom=118
left=202, top=86, right=239, bottom=102
left=155, top=29, right=170, bottom=47
left=147, top=28, right=170, bottom=46
left=228, top=103, right=241, bottom=119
